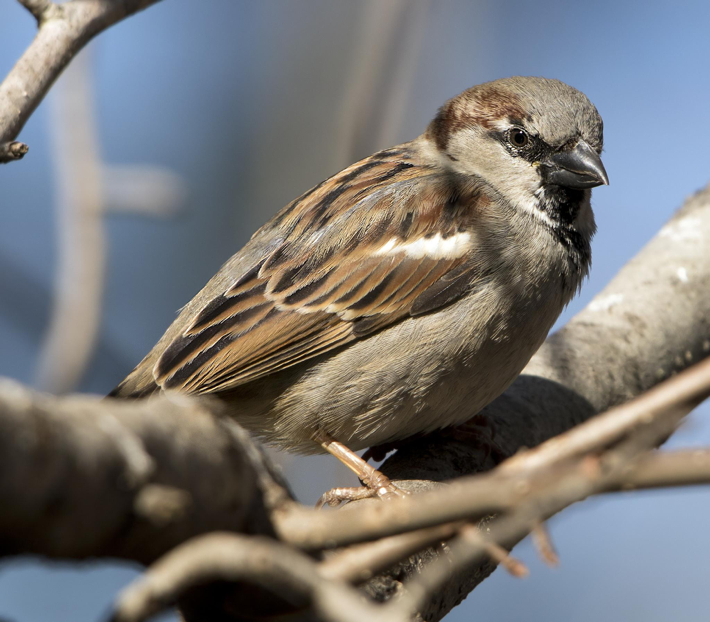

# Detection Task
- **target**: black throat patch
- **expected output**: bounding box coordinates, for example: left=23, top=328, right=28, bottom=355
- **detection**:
left=537, top=185, right=591, bottom=272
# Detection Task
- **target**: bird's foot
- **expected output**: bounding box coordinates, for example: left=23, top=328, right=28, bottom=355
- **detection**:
left=316, top=469, right=408, bottom=509
left=314, top=429, right=409, bottom=509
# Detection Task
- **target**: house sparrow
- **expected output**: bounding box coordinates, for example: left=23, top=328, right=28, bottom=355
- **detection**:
left=111, top=76, right=607, bottom=502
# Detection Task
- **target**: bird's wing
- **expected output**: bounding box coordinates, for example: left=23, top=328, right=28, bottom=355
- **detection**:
left=154, top=147, right=491, bottom=394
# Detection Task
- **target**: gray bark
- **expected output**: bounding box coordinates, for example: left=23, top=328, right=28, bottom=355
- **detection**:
left=0, top=386, right=283, bottom=564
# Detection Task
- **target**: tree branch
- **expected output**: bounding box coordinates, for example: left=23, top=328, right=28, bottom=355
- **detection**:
left=0, top=140, right=29, bottom=161
left=0, top=381, right=287, bottom=564
left=609, top=448, right=710, bottom=490
left=0, top=0, right=165, bottom=163
left=36, top=50, right=106, bottom=393
left=263, top=355, right=710, bottom=612
left=112, top=533, right=407, bottom=622
left=385, top=365, right=704, bottom=620
left=17, top=0, right=57, bottom=25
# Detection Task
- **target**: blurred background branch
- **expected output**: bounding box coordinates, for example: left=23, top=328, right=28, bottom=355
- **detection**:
left=103, top=165, right=187, bottom=217
left=35, top=48, right=187, bottom=393
left=335, top=0, right=430, bottom=166
left=35, top=51, right=105, bottom=393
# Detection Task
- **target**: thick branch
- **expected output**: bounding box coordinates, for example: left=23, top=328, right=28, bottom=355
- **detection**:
left=0, top=382, right=286, bottom=564
left=0, top=0, right=164, bottom=162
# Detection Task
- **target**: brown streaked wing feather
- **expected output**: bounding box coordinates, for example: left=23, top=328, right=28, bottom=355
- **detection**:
left=411, top=263, right=488, bottom=316
left=195, top=320, right=353, bottom=393
left=378, top=258, right=459, bottom=313
left=155, top=147, right=487, bottom=394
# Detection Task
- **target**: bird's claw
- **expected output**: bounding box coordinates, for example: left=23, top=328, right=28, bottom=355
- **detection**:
left=315, top=478, right=408, bottom=509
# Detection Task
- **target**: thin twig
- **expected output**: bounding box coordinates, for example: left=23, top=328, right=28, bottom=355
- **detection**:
left=607, top=449, right=710, bottom=490
left=1, top=0, right=165, bottom=160
left=0, top=141, right=29, bottom=163
left=276, top=476, right=513, bottom=550
left=111, top=533, right=407, bottom=622
left=531, top=522, right=559, bottom=567
left=320, top=521, right=464, bottom=584
left=459, top=524, right=528, bottom=578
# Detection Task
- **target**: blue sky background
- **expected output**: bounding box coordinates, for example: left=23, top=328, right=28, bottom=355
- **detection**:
left=1, top=1, right=710, bottom=620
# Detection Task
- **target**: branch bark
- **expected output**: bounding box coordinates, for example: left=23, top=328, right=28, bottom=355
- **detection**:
left=0, top=382, right=287, bottom=564
left=0, top=0, right=164, bottom=163
left=112, top=533, right=407, bottom=622
left=17, top=0, right=55, bottom=24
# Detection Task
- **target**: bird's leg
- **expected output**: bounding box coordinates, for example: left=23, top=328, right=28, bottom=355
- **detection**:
left=314, top=431, right=409, bottom=509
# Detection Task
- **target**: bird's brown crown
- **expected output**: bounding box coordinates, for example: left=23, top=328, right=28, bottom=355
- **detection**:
left=427, top=76, right=603, bottom=154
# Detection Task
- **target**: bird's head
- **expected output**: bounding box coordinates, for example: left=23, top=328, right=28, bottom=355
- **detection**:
left=426, top=76, right=608, bottom=226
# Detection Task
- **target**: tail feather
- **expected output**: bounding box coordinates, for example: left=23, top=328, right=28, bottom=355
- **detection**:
left=108, top=366, right=160, bottom=399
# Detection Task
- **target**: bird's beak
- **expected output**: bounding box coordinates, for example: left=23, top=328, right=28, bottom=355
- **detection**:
left=541, top=139, right=609, bottom=189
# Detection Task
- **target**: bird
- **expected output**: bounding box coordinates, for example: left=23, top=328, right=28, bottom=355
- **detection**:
left=110, top=76, right=608, bottom=505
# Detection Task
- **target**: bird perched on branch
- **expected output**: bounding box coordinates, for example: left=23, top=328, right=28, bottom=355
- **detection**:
left=111, top=76, right=608, bottom=505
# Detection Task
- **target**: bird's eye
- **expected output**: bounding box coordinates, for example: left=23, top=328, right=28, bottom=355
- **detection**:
left=508, top=128, right=529, bottom=148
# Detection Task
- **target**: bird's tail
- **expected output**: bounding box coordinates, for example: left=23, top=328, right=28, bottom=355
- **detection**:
left=107, top=359, right=160, bottom=399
